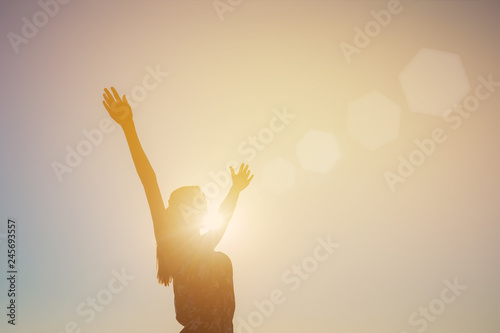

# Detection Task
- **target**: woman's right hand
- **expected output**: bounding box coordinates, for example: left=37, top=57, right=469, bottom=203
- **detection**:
left=103, top=87, right=133, bottom=126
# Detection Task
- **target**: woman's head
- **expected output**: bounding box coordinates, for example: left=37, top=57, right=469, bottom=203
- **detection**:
left=157, top=185, right=207, bottom=286
left=167, top=185, right=207, bottom=231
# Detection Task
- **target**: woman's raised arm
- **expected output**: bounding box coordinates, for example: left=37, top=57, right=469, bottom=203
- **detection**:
left=103, top=87, right=166, bottom=240
left=206, top=163, right=253, bottom=248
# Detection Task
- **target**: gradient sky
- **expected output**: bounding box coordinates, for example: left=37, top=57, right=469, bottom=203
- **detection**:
left=1, top=1, right=499, bottom=333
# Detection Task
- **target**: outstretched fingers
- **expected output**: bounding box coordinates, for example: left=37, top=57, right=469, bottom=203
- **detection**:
left=104, top=88, right=114, bottom=103
left=102, top=100, right=111, bottom=112
left=245, top=165, right=253, bottom=182
left=111, top=87, right=122, bottom=102
left=229, top=163, right=254, bottom=191
left=235, top=163, right=252, bottom=178
left=103, top=92, right=113, bottom=106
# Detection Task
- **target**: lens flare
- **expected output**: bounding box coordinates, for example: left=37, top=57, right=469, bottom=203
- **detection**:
left=200, top=209, right=223, bottom=234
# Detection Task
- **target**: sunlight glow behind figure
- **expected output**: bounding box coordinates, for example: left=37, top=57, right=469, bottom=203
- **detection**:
left=200, top=208, right=224, bottom=234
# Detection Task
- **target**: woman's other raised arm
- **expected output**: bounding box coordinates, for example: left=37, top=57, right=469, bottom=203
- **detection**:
left=103, top=87, right=166, bottom=240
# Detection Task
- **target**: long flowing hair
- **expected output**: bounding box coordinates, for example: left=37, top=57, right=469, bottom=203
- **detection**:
left=156, top=186, right=205, bottom=286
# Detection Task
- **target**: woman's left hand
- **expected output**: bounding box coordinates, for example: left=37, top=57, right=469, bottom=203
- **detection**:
left=230, top=163, right=254, bottom=192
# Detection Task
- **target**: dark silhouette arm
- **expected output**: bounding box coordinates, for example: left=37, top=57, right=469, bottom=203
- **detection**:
left=205, top=163, right=253, bottom=248
left=121, top=121, right=167, bottom=240
left=103, top=87, right=166, bottom=241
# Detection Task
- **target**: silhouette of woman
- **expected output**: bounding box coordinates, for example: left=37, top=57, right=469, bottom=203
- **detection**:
left=102, top=87, right=253, bottom=332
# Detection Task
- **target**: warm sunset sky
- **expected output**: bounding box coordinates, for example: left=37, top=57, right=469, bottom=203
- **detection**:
left=1, top=1, right=499, bottom=333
